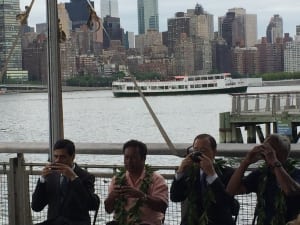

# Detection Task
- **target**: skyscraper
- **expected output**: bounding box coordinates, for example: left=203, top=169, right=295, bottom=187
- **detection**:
left=266, top=14, right=283, bottom=43
left=0, top=0, right=27, bottom=80
left=65, top=0, right=94, bottom=30
left=137, top=0, right=159, bottom=34
left=101, top=0, right=119, bottom=18
left=220, top=8, right=257, bottom=48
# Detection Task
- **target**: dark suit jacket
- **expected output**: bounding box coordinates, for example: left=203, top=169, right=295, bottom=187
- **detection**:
left=170, top=165, right=236, bottom=225
left=32, top=164, right=100, bottom=225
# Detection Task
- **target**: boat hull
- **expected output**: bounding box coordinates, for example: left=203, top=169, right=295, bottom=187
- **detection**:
left=113, top=85, right=247, bottom=97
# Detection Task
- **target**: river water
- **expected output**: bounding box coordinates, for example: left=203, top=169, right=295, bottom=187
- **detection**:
left=0, top=85, right=299, bottom=164
left=1, top=85, right=298, bottom=143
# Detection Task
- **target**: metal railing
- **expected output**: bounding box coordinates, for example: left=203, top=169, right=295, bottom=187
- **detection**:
left=231, top=92, right=300, bottom=115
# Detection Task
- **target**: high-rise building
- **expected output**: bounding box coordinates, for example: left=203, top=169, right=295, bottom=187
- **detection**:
left=220, top=8, right=257, bottom=48
left=174, top=33, right=194, bottom=75
left=58, top=3, right=72, bottom=39
left=266, top=14, right=283, bottom=43
left=137, top=0, right=159, bottom=34
left=187, top=4, right=214, bottom=41
left=65, top=0, right=94, bottom=30
left=103, top=16, right=124, bottom=49
left=101, top=0, right=119, bottom=18
left=0, top=0, right=28, bottom=81
left=167, top=12, right=190, bottom=54
left=296, top=25, right=300, bottom=36
left=284, top=39, right=300, bottom=72
left=256, top=37, right=283, bottom=73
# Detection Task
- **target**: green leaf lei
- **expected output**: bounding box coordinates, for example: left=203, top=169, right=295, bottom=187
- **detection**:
left=186, top=158, right=227, bottom=225
left=256, top=158, right=298, bottom=225
left=113, top=164, right=154, bottom=225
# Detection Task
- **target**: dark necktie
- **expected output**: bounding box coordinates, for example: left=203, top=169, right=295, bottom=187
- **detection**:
left=60, top=175, right=68, bottom=202
left=200, top=173, right=207, bottom=193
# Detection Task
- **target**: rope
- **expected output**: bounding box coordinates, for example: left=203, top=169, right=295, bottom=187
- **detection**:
left=127, top=73, right=179, bottom=156
left=0, top=0, right=35, bottom=83
left=86, top=0, right=110, bottom=40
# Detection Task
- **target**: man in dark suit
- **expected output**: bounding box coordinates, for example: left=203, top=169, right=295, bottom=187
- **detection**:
left=170, top=134, right=237, bottom=225
left=31, top=139, right=100, bottom=225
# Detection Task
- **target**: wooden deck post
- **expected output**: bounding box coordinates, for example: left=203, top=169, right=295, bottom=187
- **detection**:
left=7, top=153, right=32, bottom=225
left=247, top=125, right=256, bottom=143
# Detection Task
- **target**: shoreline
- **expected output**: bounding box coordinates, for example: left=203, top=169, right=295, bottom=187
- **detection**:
left=2, top=79, right=300, bottom=94
left=263, top=79, right=300, bottom=86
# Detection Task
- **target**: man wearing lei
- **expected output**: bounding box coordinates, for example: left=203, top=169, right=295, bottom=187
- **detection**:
left=171, top=133, right=238, bottom=225
left=104, top=139, right=168, bottom=225
left=227, top=133, right=300, bottom=225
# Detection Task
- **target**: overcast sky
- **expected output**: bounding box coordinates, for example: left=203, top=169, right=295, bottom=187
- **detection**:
left=20, top=0, right=300, bottom=38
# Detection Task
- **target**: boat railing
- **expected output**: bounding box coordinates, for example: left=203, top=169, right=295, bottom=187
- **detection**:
left=231, top=92, right=300, bottom=115
left=1, top=144, right=300, bottom=225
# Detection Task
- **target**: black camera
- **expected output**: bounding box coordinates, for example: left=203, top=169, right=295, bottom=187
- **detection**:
left=190, top=151, right=202, bottom=163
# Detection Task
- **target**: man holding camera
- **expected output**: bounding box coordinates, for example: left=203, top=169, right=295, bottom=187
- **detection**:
left=170, top=134, right=237, bottom=225
left=31, top=139, right=100, bottom=225
left=226, top=133, right=300, bottom=225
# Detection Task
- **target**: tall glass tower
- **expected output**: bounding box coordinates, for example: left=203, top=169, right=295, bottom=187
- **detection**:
left=101, top=0, right=119, bottom=18
left=0, top=0, right=23, bottom=76
left=137, top=0, right=159, bottom=34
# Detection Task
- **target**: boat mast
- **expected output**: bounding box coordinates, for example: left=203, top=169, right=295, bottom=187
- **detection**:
left=47, top=0, right=64, bottom=161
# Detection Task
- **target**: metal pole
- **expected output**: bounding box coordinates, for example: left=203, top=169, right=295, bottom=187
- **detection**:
left=46, top=0, right=64, bottom=161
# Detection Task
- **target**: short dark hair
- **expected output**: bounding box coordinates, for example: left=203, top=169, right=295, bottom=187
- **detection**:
left=53, top=139, right=75, bottom=156
left=122, top=139, right=147, bottom=160
left=193, top=133, right=217, bottom=151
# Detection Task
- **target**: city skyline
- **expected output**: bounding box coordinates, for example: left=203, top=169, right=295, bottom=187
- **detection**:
left=20, top=0, right=299, bottom=38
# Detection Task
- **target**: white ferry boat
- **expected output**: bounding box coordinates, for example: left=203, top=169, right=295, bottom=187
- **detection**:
left=112, top=73, right=247, bottom=97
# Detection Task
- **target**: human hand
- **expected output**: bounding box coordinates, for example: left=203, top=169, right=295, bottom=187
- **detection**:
left=198, top=154, right=215, bottom=176
left=177, top=154, right=194, bottom=173
left=261, top=143, right=278, bottom=166
left=49, top=163, right=78, bottom=180
left=41, top=163, right=54, bottom=178
left=114, top=185, right=145, bottom=199
left=244, top=145, right=265, bottom=165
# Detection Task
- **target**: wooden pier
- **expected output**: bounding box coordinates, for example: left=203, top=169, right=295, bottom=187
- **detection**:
left=219, top=91, right=300, bottom=143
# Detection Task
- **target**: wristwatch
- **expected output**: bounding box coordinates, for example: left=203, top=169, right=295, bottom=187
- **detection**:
left=272, top=161, right=282, bottom=168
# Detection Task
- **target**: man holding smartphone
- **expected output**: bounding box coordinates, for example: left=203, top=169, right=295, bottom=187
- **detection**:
left=170, top=133, right=238, bottom=225
left=31, top=139, right=100, bottom=225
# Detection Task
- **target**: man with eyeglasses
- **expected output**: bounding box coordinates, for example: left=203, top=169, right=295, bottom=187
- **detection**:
left=170, top=133, right=238, bottom=225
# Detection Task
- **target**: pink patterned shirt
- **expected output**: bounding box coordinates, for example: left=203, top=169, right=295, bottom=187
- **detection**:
left=108, top=168, right=168, bottom=225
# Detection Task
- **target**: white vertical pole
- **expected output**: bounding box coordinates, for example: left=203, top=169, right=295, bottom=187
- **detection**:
left=46, top=0, right=64, bottom=161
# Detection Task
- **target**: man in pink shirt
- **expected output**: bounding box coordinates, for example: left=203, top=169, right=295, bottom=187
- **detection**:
left=104, top=139, right=168, bottom=225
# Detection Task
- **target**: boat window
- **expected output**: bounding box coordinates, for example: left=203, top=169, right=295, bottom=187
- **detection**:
left=195, top=84, right=202, bottom=88
left=190, top=85, right=194, bottom=88
left=141, top=86, right=147, bottom=90
left=200, top=77, right=207, bottom=80
left=165, top=86, right=169, bottom=89
left=178, top=85, right=184, bottom=89
left=188, top=77, right=194, bottom=81
left=202, top=84, right=207, bottom=87
left=151, top=86, right=157, bottom=90
left=208, top=76, right=213, bottom=80
left=127, top=87, right=133, bottom=90
left=158, top=86, right=164, bottom=90
left=172, top=86, right=177, bottom=89
left=208, top=83, right=214, bottom=87
left=195, top=77, right=200, bottom=80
